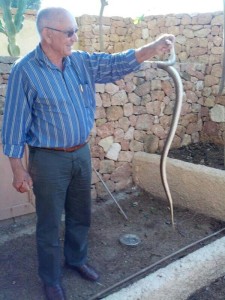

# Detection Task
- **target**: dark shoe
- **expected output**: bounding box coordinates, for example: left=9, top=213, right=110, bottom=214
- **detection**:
left=43, top=284, right=66, bottom=300
left=66, top=263, right=99, bottom=281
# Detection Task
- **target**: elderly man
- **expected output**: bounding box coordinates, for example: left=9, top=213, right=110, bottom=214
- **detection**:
left=2, top=6, right=174, bottom=300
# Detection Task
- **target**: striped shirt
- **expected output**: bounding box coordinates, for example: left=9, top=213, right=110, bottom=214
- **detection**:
left=2, top=44, right=140, bottom=158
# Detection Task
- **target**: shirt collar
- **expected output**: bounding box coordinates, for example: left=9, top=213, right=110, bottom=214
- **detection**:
left=35, top=44, right=71, bottom=70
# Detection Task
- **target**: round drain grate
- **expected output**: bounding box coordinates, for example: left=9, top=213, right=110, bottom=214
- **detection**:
left=119, top=234, right=141, bottom=246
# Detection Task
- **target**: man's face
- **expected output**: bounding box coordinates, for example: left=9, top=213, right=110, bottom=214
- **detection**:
left=45, top=13, right=78, bottom=58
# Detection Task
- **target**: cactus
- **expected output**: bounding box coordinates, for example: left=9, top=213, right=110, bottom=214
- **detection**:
left=0, top=0, right=27, bottom=56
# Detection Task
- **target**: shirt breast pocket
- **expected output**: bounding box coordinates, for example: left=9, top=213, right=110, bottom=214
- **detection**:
left=81, top=83, right=95, bottom=110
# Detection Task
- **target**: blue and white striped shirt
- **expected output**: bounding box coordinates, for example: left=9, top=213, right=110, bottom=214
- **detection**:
left=2, top=44, right=140, bottom=158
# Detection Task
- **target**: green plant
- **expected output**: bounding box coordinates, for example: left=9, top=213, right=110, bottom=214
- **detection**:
left=0, top=0, right=27, bottom=56
left=11, top=0, right=40, bottom=10
left=133, top=14, right=145, bottom=25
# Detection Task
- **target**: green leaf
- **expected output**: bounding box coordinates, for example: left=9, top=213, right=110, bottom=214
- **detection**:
left=0, top=19, right=6, bottom=34
left=133, top=14, right=145, bottom=25
left=14, top=0, right=27, bottom=32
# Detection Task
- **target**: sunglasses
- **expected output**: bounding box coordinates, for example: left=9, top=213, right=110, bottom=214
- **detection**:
left=45, top=26, right=78, bottom=38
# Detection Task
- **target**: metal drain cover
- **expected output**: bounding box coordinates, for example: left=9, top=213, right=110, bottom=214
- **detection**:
left=119, top=234, right=141, bottom=246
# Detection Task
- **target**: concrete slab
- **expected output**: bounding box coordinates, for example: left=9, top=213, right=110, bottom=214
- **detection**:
left=132, top=152, right=225, bottom=221
left=104, top=236, right=225, bottom=300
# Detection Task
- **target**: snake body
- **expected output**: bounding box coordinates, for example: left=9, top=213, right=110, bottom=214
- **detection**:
left=150, top=46, right=183, bottom=227
left=158, top=64, right=183, bottom=227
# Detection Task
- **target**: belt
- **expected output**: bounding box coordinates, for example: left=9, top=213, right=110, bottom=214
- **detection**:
left=41, top=142, right=87, bottom=152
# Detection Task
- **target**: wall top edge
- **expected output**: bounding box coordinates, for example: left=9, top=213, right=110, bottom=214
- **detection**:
left=0, top=8, right=223, bottom=19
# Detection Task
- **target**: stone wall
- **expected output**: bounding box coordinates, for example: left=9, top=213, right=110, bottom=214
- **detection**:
left=1, top=11, right=225, bottom=199
left=77, top=11, right=225, bottom=144
left=0, top=56, right=17, bottom=135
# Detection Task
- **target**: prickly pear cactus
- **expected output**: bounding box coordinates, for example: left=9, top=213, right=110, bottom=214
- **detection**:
left=0, top=0, right=27, bottom=56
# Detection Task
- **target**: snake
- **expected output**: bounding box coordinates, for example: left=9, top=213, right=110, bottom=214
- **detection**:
left=150, top=45, right=184, bottom=227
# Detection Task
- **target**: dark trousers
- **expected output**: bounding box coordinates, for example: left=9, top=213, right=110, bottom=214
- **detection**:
left=29, top=144, right=92, bottom=285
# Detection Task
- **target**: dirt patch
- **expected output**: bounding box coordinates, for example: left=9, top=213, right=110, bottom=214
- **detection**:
left=0, top=142, right=225, bottom=300
left=168, top=142, right=225, bottom=170
left=0, top=195, right=224, bottom=299
left=188, top=276, right=225, bottom=300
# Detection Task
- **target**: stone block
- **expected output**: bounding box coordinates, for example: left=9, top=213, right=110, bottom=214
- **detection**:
left=133, top=152, right=225, bottom=221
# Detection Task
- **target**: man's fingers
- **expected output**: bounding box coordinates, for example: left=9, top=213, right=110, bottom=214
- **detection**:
left=14, top=180, right=33, bottom=193
left=165, top=39, right=172, bottom=45
left=27, top=178, right=33, bottom=189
